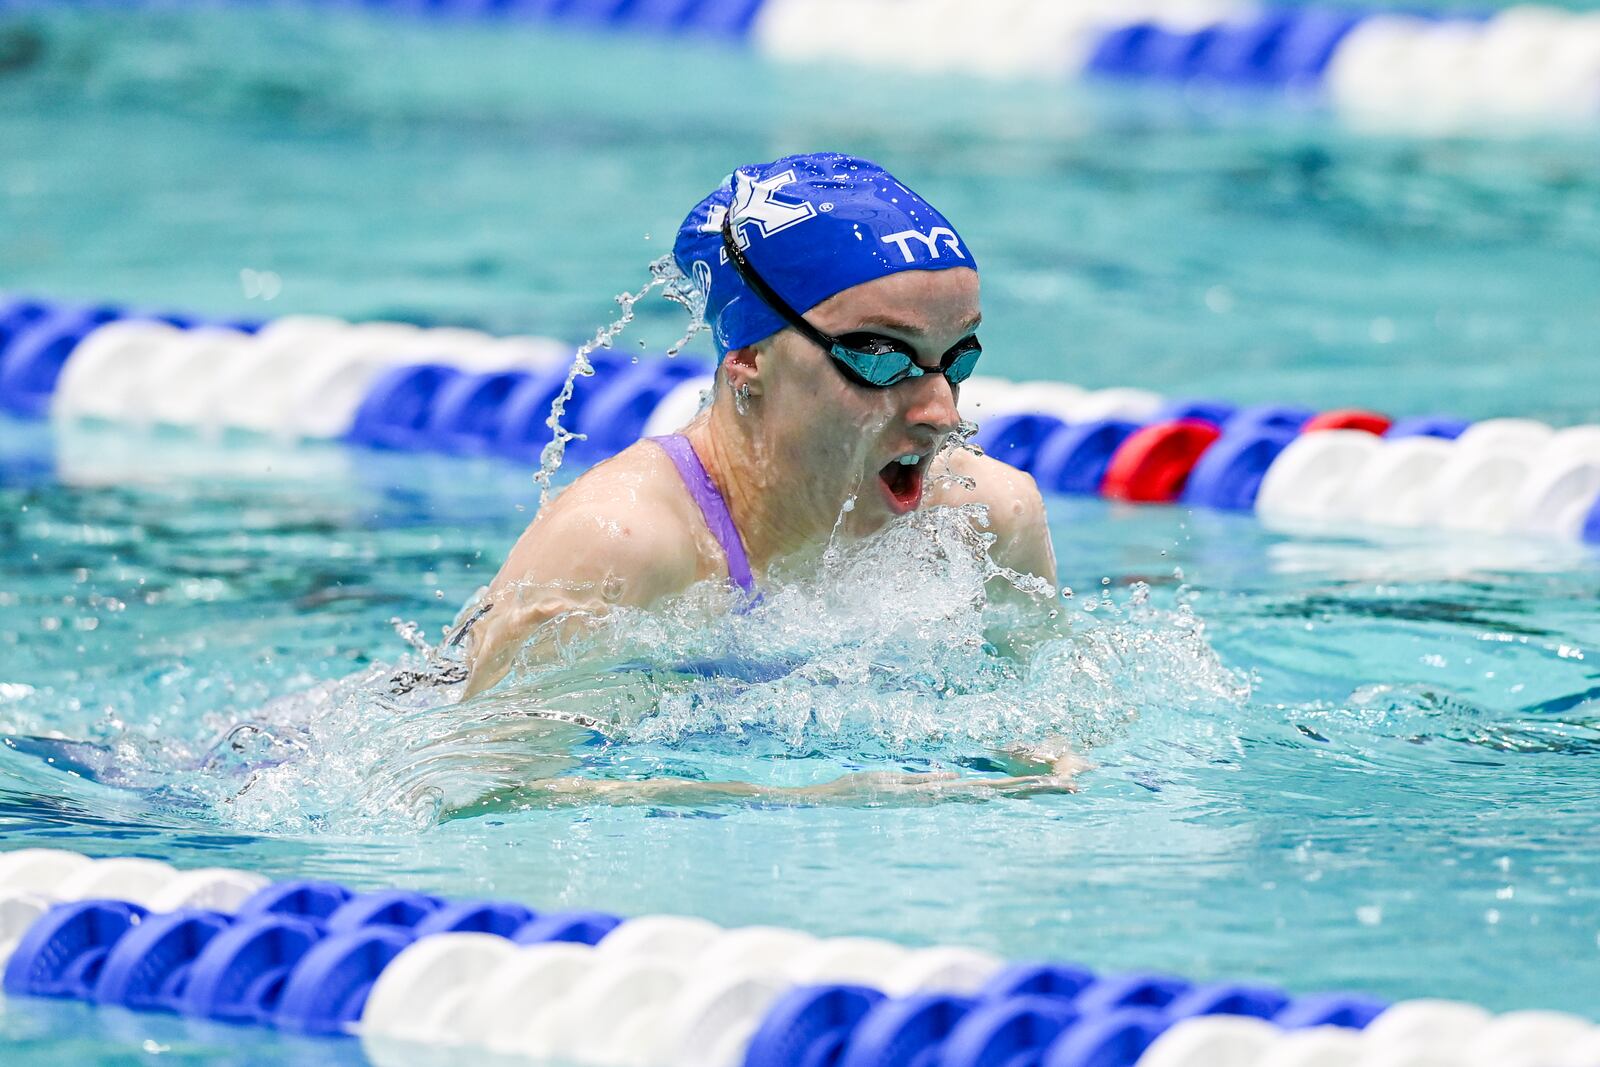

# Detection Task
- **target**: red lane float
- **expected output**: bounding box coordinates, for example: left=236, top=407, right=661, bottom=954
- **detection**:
left=1101, top=419, right=1223, bottom=503
left=1301, top=408, right=1392, bottom=435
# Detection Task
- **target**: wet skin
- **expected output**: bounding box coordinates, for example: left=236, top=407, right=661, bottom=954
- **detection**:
left=460, top=268, right=1074, bottom=804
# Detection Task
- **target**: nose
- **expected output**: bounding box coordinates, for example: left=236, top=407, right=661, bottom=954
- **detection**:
left=904, top=370, right=961, bottom=441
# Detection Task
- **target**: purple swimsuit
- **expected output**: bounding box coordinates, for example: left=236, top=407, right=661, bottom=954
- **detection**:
left=650, top=434, right=756, bottom=597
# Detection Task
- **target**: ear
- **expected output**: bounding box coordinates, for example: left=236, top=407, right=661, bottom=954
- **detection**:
left=721, top=345, right=764, bottom=397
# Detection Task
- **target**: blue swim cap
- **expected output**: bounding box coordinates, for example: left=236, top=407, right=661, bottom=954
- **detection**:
left=673, top=153, right=976, bottom=356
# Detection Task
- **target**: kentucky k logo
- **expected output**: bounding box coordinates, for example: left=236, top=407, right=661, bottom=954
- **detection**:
left=703, top=169, right=818, bottom=261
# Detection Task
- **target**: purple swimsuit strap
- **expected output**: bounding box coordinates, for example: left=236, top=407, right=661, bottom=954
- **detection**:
left=650, top=434, right=756, bottom=597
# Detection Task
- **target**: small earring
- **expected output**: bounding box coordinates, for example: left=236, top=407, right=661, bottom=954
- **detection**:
left=733, top=382, right=752, bottom=415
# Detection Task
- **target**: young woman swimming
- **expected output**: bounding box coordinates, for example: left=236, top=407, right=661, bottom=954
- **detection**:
left=462, top=153, right=1077, bottom=803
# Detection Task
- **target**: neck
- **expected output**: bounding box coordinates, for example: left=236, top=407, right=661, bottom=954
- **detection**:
left=685, top=387, right=838, bottom=575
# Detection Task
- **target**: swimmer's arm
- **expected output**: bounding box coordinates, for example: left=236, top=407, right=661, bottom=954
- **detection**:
left=986, top=472, right=1056, bottom=589
left=464, top=499, right=699, bottom=698
left=946, top=450, right=1058, bottom=593
left=454, top=763, right=1083, bottom=814
left=990, top=737, right=1092, bottom=779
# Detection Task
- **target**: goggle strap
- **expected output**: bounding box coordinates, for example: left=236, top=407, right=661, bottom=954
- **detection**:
left=719, top=213, right=978, bottom=390
left=720, top=216, right=842, bottom=358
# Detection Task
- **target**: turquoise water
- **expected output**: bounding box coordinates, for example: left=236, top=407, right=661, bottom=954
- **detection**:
left=3, top=7, right=1600, bottom=1062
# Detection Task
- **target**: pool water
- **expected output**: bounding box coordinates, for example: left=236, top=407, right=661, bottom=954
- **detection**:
left=3, top=5, right=1600, bottom=1063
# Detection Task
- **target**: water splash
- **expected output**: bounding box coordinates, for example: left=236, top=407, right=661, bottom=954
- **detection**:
left=136, top=504, right=1247, bottom=835
left=927, top=419, right=982, bottom=495
left=532, top=256, right=677, bottom=506
left=654, top=256, right=709, bottom=358
left=568, top=506, right=1238, bottom=754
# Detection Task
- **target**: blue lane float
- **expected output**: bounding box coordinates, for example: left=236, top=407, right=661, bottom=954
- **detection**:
left=0, top=305, right=123, bottom=418
left=5, top=292, right=1600, bottom=544
left=2, top=899, right=148, bottom=1000
left=1179, top=426, right=1297, bottom=511
left=8, top=0, right=1596, bottom=131
left=180, top=914, right=326, bottom=1024
left=1086, top=8, right=1365, bottom=87
left=1030, top=419, right=1142, bottom=497
left=746, top=968, right=1390, bottom=1067
left=1, top=850, right=1594, bottom=1063
left=93, top=908, right=232, bottom=1013
left=0, top=865, right=631, bottom=1038
left=424, top=368, right=537, bottom=455
left=274, top=925, right=416, bottom=1035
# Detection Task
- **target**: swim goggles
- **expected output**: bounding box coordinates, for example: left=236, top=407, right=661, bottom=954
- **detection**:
left=719, top=215, right=982, bottom=390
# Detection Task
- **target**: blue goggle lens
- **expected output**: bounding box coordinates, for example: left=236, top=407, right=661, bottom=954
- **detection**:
left=831, top=339, right=982, bottom=389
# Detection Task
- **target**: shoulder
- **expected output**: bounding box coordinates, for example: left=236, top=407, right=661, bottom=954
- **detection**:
left=494, top=440, right=708, bottom=603
left=931, top=447, right=1046, bottom=530
left=928, top=447, right=1056, bottom=584
left=466, top=441, right=709, bottom=696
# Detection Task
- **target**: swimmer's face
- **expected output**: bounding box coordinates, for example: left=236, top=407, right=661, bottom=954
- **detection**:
left=739, top=267, right=978, bottom=534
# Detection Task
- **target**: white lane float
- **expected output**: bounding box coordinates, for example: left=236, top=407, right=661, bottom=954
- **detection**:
left=1550, top=1030, right=1600, bottom=1067
left=52, top=320, right=187, bottom=422
left=694, top=925, right=819, bottom=976
left=1425, top=432, right=1543, bottom=535
left=237, top=321, right=427, bottom=438
left=474, top=334, right=572, bottom=373
left=143, top=867, right=270, bottom=913
left=750, top=0, right=1252, bottom=77
left=1509, top=426, right=1600, bottom=538
left=1476, top=7, right=1573, bottom=118
left=652, top=968, right=790, bottom=1067
left=251, top=314, right=349, bottom=344
left=593, top=914, right=724, bottom=963
left=1063, top=386, right=1166, bottom=424
left=1326, top=16, right=1436, bottom=122
left=593, top=966, right=783, bottom=1067
left=1010, top=381, right=1090, bottom=423
left=1326, top=8, right=1600, bottom=128
left=203, top=317, right=363, bottom=435
left=0, top=851, right=241, bottom=911
left=641, top=374, right=714, bottom=437
left=959, top=377, right=1109, bottom=422
left=1463, top=1010, right=1597, bottom=1067
left=1361, top=998, right=1494, bottom=1049
left=514, top=955, right=689, bottom=1063
left=1453, top=417, right=1555, bottom=453
left=361, top=932, right=519, bottom=1045
left=1134, top=1014, right=1281, bottom=1067
left=879, top=945, right=1005, bottom=995
left=1255, top=429, right=1384, bottom=522
left=1252, top=1024, right=1364, bottom=1067
left=0, top=848, right=95, bottom=895
left=462, top=943, right=603, bottom=1053
left=954, top=375, right=1031, bottom=420
left=787, top=935, right=914, bottom=984
left=53, top=857, right=181, bottom=906
left=0, top=891, right=52, bottom=970
left=1350, top=436, right=1456, bottom=528
left=141, top=327, right=260, bottom=428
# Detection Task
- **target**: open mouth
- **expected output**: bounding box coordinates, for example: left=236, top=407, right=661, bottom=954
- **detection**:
left=876, top=452, right=926, bottom=514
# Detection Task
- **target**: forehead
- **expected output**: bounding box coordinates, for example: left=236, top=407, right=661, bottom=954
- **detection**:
left=805, top=268, right=980, bottom=335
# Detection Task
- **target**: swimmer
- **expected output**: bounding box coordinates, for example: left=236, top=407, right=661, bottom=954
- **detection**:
left=463, top=153, right=1078, bottom=804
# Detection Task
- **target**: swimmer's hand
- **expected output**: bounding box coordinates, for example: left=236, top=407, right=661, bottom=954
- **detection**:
left=992, top=736, right=1094, bottom=780
left=795, top=765, right=1083, bottom=804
